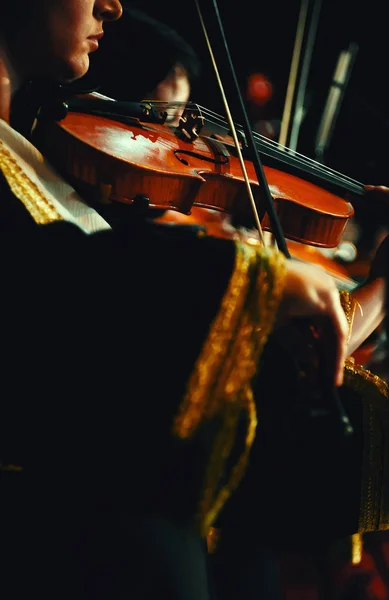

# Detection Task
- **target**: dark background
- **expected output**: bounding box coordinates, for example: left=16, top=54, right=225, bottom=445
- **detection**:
left=132, top=0, right=389, bottom=185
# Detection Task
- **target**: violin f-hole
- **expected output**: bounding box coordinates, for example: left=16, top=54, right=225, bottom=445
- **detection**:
left=174, top=149, right=229, bottom=166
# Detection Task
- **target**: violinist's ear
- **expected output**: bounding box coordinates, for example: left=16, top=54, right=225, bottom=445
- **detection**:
left=0, top=53, right=11, bottom=124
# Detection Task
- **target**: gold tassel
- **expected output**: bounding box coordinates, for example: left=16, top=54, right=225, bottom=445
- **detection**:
left=173, top=242, right=286, bottom=535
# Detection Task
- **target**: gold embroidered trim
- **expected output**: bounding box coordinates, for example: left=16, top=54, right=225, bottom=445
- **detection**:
left=344, top=358, right=389, bottom=532
left=173, top=242, right=286, bottom=535
left=339, top=289, right=357, bottom=344
left=0, top=140, right=63, bottom=224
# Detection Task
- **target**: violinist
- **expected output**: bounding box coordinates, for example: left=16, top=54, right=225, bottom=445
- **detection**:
left=0, top=1, right=353, bottom=598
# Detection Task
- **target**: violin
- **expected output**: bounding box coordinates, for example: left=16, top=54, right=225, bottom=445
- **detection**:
left=32, top=94, right=356, bottom=249
left=33, top=92, right=383, bottom=366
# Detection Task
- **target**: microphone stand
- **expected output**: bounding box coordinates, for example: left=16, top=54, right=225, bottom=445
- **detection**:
left=315, top=43, right=358, bottom=163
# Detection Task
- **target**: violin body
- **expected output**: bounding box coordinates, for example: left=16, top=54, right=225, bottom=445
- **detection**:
left=286, top=239, right=356, bottom=291
left=34, top=105, right=353, bottom=248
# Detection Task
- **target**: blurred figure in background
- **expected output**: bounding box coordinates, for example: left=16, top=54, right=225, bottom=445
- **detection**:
left=87, top=5, right=200, bottom=125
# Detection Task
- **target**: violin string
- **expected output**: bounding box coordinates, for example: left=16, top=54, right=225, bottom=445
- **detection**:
left=199, top=113, right=359, bottom=193
left=194, top=105, right=364, bottom=193
left=188, top=103, right=360, bottom=185
left=163, top=102, right=341, bottom=184
left=198, top=109, right=359, bottom=184
left=194, top=0, right=265, bottom=244
left=148, top=100, right=363, bottom=194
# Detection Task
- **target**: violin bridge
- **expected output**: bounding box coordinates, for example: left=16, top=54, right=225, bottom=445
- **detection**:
left=177, top=108, right=204, bottom=142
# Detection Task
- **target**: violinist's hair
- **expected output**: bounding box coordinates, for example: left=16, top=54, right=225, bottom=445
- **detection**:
left=84, top=6, right=201, bottom=100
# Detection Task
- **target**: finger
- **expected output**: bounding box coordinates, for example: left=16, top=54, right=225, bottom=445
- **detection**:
left=365, top=184, right=389, bottom=192
left=0, top=55, right=11, bottom=124
left=364, top=184, right=389, bottom=199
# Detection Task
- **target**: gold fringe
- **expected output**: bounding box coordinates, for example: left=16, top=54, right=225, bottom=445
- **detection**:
left=344, top=359, right=389, bottom=532
left=0, top=140, right=63, bottom=224
left=173, top=242, right=286, bottom=535
left=351, top=532, right=363, bottom=565
left=339, top=289, right=357, bottom=344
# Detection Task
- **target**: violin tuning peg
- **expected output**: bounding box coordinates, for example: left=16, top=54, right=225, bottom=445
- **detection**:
left=141, top=102, right=152, bottom=116
left=177, top=110, right=204, bottom=142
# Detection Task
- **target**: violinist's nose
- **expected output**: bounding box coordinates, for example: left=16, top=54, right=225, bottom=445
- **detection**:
left=94, top=0, right=123, bottom=22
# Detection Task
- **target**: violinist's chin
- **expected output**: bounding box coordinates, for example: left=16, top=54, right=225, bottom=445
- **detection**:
left=88, top=39, right=99, bottom=52
left=54, top=52, right=91, bottom=84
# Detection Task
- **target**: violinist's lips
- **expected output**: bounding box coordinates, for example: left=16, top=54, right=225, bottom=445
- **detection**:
left=88, top=33, right=104, bottom=51
left=89, top=32, right=104, bottom=41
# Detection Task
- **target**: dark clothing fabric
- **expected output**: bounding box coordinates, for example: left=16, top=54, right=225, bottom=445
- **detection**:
left=210, top=540, right=282, bottom=600
left=0, top=162, right=372, bottom=600
left=0, top=169, right=235, bottom=598
left=209, top=337, right=364, bottom=600
left=0, top=169, right=234, bottom=506
left=212, top=336, right=364, bottom=553
left=2, top=504, right=212, bottom=600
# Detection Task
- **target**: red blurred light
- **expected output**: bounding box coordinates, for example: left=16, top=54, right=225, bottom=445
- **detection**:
left=247, top=72, right=273, bottom=106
